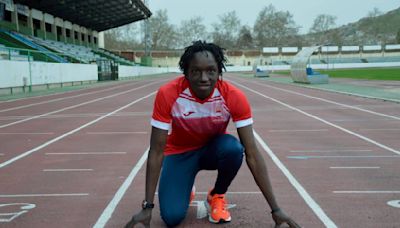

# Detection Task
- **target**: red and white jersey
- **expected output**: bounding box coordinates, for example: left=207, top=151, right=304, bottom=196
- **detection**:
left=151, top=76, right=253, bottom=155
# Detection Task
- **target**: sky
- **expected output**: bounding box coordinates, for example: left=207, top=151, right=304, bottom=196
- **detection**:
left=148, top=0, right=400, bottom=34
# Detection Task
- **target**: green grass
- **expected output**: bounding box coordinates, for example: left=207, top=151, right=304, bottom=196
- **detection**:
left=274, top=68, right=400, bottom=81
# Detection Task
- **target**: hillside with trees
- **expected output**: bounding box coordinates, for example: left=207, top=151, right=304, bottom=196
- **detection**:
left=104, top=5, right=400, bottom=50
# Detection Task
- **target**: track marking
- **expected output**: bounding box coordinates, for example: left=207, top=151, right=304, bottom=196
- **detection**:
left=45, top=152, right=127, bottom=155
left=0, top=91, right=156, bottom=169
left=93, top=148, right=149, bottom=228
left=333, top=191, right=400, bottom=194
left=332, top=118, right=391, bottom=122
left=155, top=191, right=262, bottom=195
left=288, top=155, right=400, bottom=159
left=86, top=132, right=147, bottom=135
left=0, top=132, right=54, bottom=135
left=0, top=80, right=164, bottom=129
left=0, top=154, right=3, bottom=156
left=0, top=193, right=89, bottom=197
left=0, top=203, right=36, bottom=222
left=194, top=191, right=262, bottom=194
left=243, top=78, right=400, bottom=120
left=190, top=201, right=236, bottom=219
left=0, top=80, right=130, bottom=104
left=269, top=129, right=328, bottom=132
left=290, top=149, right=372, bottom=153
left=330, top=167, right=380, bottom=169
left=253, top=130, right=337, bottom=227
left=231, top=81, right=400, bottom=156
left=0, top=111, right=151, bottom=121
left=0, top=81, right=139, bottom=113
left=42, top=169, right=93, bottom=172
left=360, top=128, right=400, bottom=131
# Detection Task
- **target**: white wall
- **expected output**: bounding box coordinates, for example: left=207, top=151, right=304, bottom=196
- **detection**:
left=0, top=61, right=30, bottom=88
left=118, top=65, right=178, bottom=78
left=0, top=60, right=97, bottom=88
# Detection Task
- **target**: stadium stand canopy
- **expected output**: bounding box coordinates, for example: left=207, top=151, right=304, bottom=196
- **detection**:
left=13, top=0, right=151, bottom=31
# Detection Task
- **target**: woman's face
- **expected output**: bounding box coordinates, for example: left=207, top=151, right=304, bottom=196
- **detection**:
left=186, top=51, right=219, bottom=100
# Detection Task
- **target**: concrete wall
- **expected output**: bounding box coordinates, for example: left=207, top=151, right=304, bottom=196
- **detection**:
left=0, top=60, right=97, bottom=88
left=118, top=65, right=179, bottom=78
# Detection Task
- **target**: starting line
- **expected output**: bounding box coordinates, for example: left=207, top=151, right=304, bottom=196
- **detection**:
left=190, top=201, right=236, bottom=219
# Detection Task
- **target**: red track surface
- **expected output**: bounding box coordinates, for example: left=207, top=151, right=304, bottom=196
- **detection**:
left=0, top=74, right=399, bottom=227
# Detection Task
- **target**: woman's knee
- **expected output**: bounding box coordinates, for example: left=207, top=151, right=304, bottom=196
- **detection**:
left=215, top=134, right=244, bottom=157
left=160, top=207, right=187, bottom=227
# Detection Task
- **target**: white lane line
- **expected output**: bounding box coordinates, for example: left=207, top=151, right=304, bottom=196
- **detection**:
left=0, top=112, right=152, bottom=121
left=231, top=81, right=400, bottom=156
left=360, top=128, right=400, bottom=131
left=0, top=193, right=89, bottom=197
left=0, top=81, right=128, bottom=104
left=0, top=153, right=4, bottom=156
left=0, top=80, right=164, bottom=129
left=0, top=91, right=156, bottom=169
left=330, top=167, right=380, bottom=169
left=86, top=132, right=147, bottom=135
left=0, top=132, right=54, bottom=135
left=246, top=78, right=400, bottom=121
left=0, top=81, right=138, bottom=113
left=42, top=169, right=93, bottom=172
left=332, top=118, right=390, bottom=122
left=269, top=129, right=328, bottom=132
left=288, top=155, right=400, bottom=159
left=93, top=148, right=149, bottom=228
left=290, top=149, right=372, bottom=153
left=253, top=131, right=337, bottom=227
left=154, top=191, right=262, bottom=195
left=333, top=191, right=400, bottom=194
left=45, top=152, right=127, bottom=155
left=193, top=192, right=262, bottom=195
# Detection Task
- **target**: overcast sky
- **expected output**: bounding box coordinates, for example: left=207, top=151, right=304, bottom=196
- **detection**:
left=148, top=0, right=400, bottom=34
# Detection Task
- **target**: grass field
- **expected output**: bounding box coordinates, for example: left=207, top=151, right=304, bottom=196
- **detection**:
left=275, top=67, right=400, bottom=81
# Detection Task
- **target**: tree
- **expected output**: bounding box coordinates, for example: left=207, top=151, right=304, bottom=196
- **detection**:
left=253, top=4, right=299, bottom=47
left=309, top=14, right=337, bottom=45
left=367, top=7, right=382, bottom=18
left=211, top=11, right=242, bottom=49
left=397, top=29, right=400, bottom=44
left=177, top=16, right=209, bottom=48
left=104, top=22, right=142, bottom=50
left=148, top=9, right=178, bottom=49
left=236, top=25, right=254, bottom=49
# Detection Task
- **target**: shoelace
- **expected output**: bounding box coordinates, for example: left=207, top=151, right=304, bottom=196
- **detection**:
left=211, top=195, right=227, bottom=211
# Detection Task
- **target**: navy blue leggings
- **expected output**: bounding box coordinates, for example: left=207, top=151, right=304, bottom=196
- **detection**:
left=158, top=134, right=244, bottom=227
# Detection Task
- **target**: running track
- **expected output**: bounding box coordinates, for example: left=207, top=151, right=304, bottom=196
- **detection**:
left=0, top=73, right=399, bottom=227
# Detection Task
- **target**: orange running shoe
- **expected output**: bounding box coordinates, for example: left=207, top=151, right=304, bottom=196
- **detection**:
left=207, top=189, right=231, bottom=223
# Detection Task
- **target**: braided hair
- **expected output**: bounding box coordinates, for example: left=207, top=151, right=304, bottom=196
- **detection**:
left=179, top=40, right=227, bottom=76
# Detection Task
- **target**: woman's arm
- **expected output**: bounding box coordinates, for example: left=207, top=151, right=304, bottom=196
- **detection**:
left=145, top=126, right=168, bottom=204
left=237, top=124, right=300, bottom=227
left=237, top=124, right=279, bottom=210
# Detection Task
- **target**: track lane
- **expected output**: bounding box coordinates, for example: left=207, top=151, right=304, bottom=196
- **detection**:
left=227, top=75, right=399, bottom=227
left=0, top=79, right=162, bottom=227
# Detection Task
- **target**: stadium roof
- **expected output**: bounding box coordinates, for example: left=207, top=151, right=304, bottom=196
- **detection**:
left=14, top=0, right=152, bottom=31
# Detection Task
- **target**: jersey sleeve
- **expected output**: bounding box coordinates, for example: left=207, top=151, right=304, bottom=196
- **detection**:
left=224, top=84, right=253, bottom=128
left=151, top=86, right=173, bottom=130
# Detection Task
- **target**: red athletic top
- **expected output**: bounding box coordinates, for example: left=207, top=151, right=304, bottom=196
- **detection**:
left=151, top=76, right=253, bottom=155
